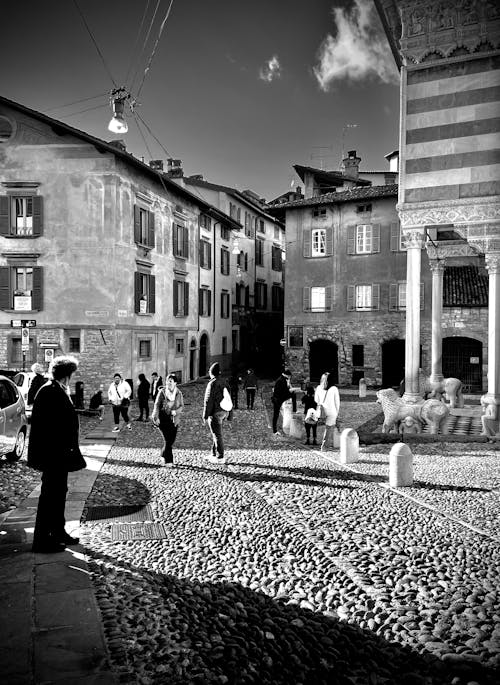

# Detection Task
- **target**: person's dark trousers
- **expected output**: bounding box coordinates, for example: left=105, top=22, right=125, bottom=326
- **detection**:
left=207, top=413, right=225, bottom=458
left=305, top=423, right=317, bottom=442
left=112, top=404, right=130, bottom=425
left=159, top=416, right=178, bottom=463
left=246, top=389, right=256, bottom=409
left=33, top=469, right=69, bottom=544
left=139, top=400, right=149, bottom=421
left=230, top=389, right=239, bottom=409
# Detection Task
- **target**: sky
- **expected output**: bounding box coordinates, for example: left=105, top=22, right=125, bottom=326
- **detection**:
left=0, top=0, right=400, bottom=200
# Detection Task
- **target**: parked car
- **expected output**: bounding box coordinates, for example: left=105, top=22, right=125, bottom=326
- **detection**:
left=0, top=375, right=28, bottom=462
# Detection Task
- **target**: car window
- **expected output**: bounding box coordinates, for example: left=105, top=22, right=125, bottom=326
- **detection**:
left=0, top=380, right=17, bottom=409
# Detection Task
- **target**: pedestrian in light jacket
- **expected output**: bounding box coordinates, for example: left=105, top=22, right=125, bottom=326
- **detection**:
left=203, top=362, right=232, bottom=464
left=28, top=355, right=86, bottom=554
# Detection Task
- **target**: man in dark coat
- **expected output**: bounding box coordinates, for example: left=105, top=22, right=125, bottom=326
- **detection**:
left=271, top=369, right=297, bottom=435
left=27, top=362, right=47, bottom=406
left=28, top=355, right=86, bottom=553
left=202, top=362, right=232, bottom=464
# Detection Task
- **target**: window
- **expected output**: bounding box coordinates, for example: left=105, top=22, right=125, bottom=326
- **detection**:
left=390, top=222, right=406, bottom=251
left=222, top=336, right=227, bottom=354
left=134, top=205, right=155, bottom=247
left=347, top=224, right=380, bottom=255
left=288, top=326, right=304, bottom=348
left=199, top=287, right=212, bottom=316
left=303, top=286, right=333, bottom=312
left=256, top=239, right=264, bottom=266
left=221, top=225, right=231, bottom=241
left=0, top=195, right=43, bottom=237
left=220, top=291, right=230, bottom=318
left=352, top=344, right=364, bottom=366
left=0, top=266, right=43, bottom=311
left=173, top=280, right=189, bottom=317
left=272, top=284, right=283, bottom=311
left=312, top=207, right=326, bottom=218
left=134, top=272, right=156, bottom=314
left=303, top=227, right=333, bottom=258
left=173, top=223, right=189, bottom=258
left=271, top=245, right=283, bottom=271
left=389, top=282, right=424, bottom=311
left=175, top=338, right=184, bottom=355
left=139, top=339, right=152, bottom=359
left=220, top=247, right=230, bottom=275
left=257, top=219, right=265, bottom=234
left=69, top=336, right=81, bottom=353
left=347, top=284, right=380, bottom=311
left=199, top=214, right=211, bottom=230
left=255, top=282, right=267, bottom=309
left=199, top=239, right=212, bottom=269
left=356, top=203, right=372, bottom=213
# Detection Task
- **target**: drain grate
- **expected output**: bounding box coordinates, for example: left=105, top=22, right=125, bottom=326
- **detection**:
left=110, top=522, right=169, bottom=541
left=85, top=504, right=153, bottom=523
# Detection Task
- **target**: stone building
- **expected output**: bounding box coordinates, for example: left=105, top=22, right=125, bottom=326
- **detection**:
left=0, top=96, right=242, bottom=397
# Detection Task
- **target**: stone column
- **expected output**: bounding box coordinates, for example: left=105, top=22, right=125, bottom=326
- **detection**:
left=403, top=230, right=425, bottom=403
left=483, top=253, right=500, bottom=435
left=429, top=259, right=445, bottom=386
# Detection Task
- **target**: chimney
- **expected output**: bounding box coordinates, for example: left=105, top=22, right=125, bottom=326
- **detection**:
left=166, top=158, right=183, bottom=178
left=342, top=150, right=361, bottom=180
left=149, top=159, right=164, bottom=171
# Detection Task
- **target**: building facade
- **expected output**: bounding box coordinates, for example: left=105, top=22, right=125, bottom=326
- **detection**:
left=0, top=97, right=241, bottom=398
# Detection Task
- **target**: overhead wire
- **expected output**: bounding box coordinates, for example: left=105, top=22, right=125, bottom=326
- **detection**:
left=135, top=0, right=176, bottom=99
left=72, top=0, right=118, bottom=88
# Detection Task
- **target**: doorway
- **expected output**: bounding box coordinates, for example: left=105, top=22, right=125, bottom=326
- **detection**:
left=382, top=339, right=405, bottom=388
left=443, top=337, right=483, bottom=393
left=309, top=340, right=338, bottom=384
left=198, top=334, right=208, bottom=377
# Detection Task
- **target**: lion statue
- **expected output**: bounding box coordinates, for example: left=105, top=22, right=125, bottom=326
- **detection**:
left=419, top=373, right=464, bottom=409
left=376, top=388, right=450, bottom=434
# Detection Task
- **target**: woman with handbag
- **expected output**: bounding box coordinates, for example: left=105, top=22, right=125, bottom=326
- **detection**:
left=28, top=355, right=87, bottom=553
left=108, top=373, right=132, bottom=432
left=152, top=373, right=184, bottom=467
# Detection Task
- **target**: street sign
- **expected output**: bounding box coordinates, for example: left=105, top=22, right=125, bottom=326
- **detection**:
left=10, top=319, right=36, bottom=328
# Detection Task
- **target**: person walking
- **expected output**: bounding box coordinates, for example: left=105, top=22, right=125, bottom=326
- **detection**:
left=301, top=385, right=318, bottom=445
left=203, top=362, right=232, bottom=464
left=28, top=355, right=86, bottom=553
left=320, top=372, right=340, bottom=451
left=136, top=373, right=150, bottom=421
left=89, top=385, right=105, bottom=420
left=151, top=372, right=163, bottom=401
left=108, top=373, right=132, bottom=432
left=152, top=373, right=184, bottom=466
left=27, top=362, right=47, bottom=406
left=271, top=369, right=297, bottom=436
left=243, top=368, right=258, bottom=409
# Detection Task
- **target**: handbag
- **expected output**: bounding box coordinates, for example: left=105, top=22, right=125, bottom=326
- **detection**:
left=220, top=387, right=233, bottom=412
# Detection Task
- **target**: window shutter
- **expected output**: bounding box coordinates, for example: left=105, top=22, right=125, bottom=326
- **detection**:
left=347, top=226, right=356, bottom=254
left=173, top=280, right=179, bottom=315
left=371, top=283, right=380, bottom=310
left=134, top=205, right=141, bottom=244
left=347, top=285, right=355, bottom=311
left=148, top=211, right=155, bottom=248
left=32, top=267, right=43, bottom=311
left=420, top=282, right=424, bottom=310
left=372, top=224, right=380, bottom=253
left=303, top=229, right=311, bottom=257
left=184, top=282, right=189, bottom=315
left=0, top=267, right=11, bottom=309
left=325, top=227, right=333, bottom=256
left=389, top=283, right=398, bottom=310
left=325, top=285, right=333, bottom=310
left=134, top=272, right=142, bottom=313
left=149, top=275, right=156, bottom=313
left=32, top=196, right=43, bottom=236
left=183, top=227, right=189, bottom=259
left=303, top=286, right=311, bottom=311
left=0, top=196, right=9, bottom=236
left=208, top=290, right=212, bottom=316
left=390, top=222, right=399, bottom=251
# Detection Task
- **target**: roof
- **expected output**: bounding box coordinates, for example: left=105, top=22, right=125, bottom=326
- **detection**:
left=293, top=164, right=371, bottom=188
left=444, top=266, right=488, bottom=307
left=268, top=184, right=399, bottom=209
left=0, top=95, right=241, bottom=231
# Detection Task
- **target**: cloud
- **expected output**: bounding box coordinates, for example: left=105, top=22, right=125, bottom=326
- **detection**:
left=259, top=55, right=281, bottom=83
left=313, top=0, right=399, bottom=91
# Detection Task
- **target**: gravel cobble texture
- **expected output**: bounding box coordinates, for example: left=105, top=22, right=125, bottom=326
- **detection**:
left=76, top=385, right=500, bottom=683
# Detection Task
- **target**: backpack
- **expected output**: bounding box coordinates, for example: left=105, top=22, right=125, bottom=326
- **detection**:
left=220, top=386, right=233, bottom=412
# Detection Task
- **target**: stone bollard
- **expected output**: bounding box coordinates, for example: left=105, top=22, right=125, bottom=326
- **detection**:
left=340, top=428, right=359, bottom=464
left=290, top=412, right=304, bottom=439
left=358, top=378, right=367, bottom=398
left=389, top=443, right=413, bottom=487
left=281, top=400, right=293, bottom=435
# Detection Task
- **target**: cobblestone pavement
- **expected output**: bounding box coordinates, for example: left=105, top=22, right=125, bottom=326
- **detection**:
left=80, top=383, right=499, bottom=685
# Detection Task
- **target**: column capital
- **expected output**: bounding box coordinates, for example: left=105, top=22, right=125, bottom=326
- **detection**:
left=428, top=258, right=445, bottom=274
left=485, top=253, right=500, bottom=275
left=403, top=230, right=426, bottom=249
